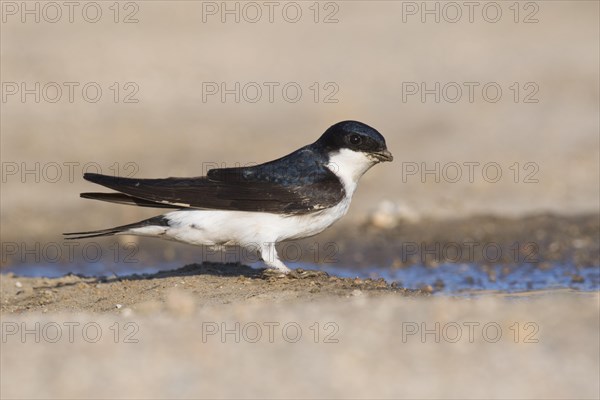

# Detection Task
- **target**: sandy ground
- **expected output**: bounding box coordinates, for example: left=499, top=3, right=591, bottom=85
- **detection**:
left=0, top=264, right=422, bottom=314
left=1, top=213, right=598, bottom=399
left=1, top=290, right=599, bottom=399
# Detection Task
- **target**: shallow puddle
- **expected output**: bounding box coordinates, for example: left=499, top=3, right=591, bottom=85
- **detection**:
left=320, top=263, right=600, bottom=294
left=2, top=261, right=598, bottom=295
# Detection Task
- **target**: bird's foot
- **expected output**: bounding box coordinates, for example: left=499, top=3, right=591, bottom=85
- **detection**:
left=260, top=259, right=292, bottom=279
left=261, top=268, right=289, bottom=279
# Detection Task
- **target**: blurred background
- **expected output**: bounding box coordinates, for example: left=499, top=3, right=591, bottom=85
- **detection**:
left=1, top=0, right=598, bottom=250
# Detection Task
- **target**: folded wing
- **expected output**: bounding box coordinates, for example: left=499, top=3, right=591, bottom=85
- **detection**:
left=82, top=168, right=344, bottom=214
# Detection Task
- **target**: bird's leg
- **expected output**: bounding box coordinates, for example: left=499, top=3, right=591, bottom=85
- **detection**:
left=260, top=242, right=291, bottom=273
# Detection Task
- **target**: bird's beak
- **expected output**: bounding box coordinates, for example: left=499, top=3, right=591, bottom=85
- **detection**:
left=371, top=149, right=394, bottom=162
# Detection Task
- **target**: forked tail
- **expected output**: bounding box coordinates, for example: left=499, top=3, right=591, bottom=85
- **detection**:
left=63, top=216, right=170, bottom=240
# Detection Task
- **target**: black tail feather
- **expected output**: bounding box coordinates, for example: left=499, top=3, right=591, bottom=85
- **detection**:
left=63, top=216, right=170, bottom=240
left=63, top=229, right=121, bottom=240
left=65, top=174, right=174, bottom=239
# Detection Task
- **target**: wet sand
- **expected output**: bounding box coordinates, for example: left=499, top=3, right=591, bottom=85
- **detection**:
left=2, top=213, right=598, bottom=313
left=0, top=265, right=424, bottom=314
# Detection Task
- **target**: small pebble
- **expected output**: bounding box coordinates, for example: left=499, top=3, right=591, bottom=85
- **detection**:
left=116, top=304, right=123, bottom=309
left=433, top=279, right=445, bottom=290
left=420, top=285, right=434, bottom=294
left=571, top=275, right=585, bottom=283
left=15, top=281, right=22, bottom=288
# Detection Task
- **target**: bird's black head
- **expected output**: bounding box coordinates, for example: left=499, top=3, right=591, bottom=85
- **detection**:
left=316, top=120, right=393, bottom=162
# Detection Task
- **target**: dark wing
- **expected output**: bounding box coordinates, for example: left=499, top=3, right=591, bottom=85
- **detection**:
left=82, top=147, right=345, bottom=214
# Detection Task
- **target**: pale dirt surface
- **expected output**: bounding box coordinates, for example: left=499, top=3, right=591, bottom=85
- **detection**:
left=1, top=292, right=599, bottom=399
left=1, top=213, right=598, bottom=399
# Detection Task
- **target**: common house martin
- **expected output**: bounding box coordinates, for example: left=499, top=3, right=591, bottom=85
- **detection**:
left=64, top=120, right=393, bottom=273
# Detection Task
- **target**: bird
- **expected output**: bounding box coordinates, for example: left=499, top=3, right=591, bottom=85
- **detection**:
left=64, top=120, right=393, bottom=273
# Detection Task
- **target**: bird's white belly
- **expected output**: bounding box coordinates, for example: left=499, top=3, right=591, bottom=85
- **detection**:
left=135, top=197, right=351, bottom=247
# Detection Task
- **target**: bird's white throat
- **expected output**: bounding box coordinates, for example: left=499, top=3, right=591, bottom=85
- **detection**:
left=326, top=148, right=378, bottom=195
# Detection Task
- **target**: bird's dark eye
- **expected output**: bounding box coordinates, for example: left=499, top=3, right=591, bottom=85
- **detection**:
left=349, top=134, right=362, bottom=146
